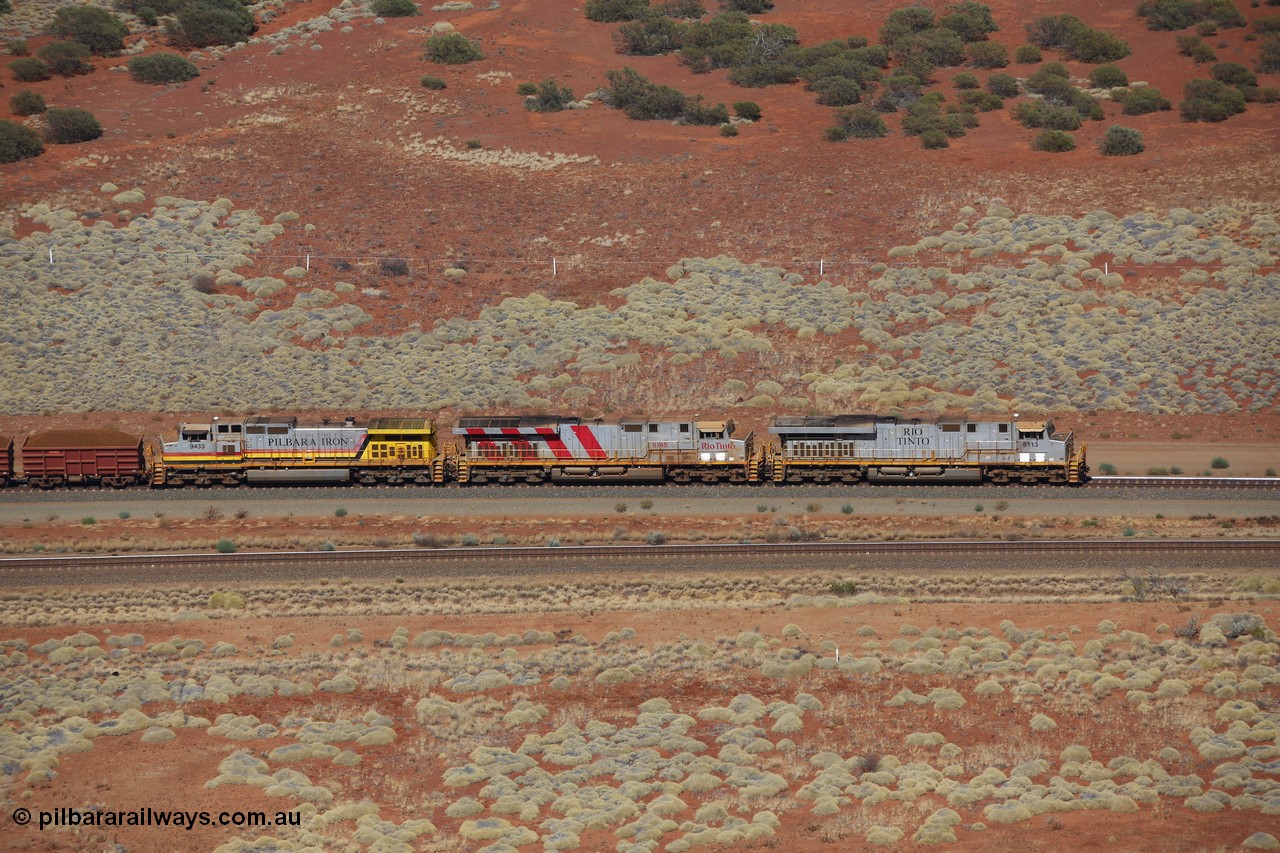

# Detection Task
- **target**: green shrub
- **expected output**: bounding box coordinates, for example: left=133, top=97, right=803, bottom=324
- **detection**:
left=526, top=77, right=575, bottom=111
left=733, top=100, right=761, bottom=120
left=9, top=90, right=46, bottom=116
left=603, top=66, right=687, bottom=118
left=1033, top=129, right=1076, bottom=151
left=940, top=1, right=998, bottom=42
left=1138, top=0, right=1201, bottom=30
left=425, top=32, right=484, bottom=64
left=1026, top=14, right=1130, bottom=62
left=958, top=89, right=1002, bottom=110
left=1119, top=85, right=1172, bottom=114
left=52, top=6, right=129, bottom=55
left=1261, top=36, right=1280, bottom=73
left=421, top=74, right=447, bottom=89
left=170, top=0, right=256, bottom=49
left=920, top=128, right=950, bottom=148
left=986, top=72, right=1019, bottom=97
left=127, top=53, right=199, bottom=84
left=585, top=0, right=650, bottom=22
left=965, top=40, right=1007, bottom=68
left=38, top=41, right=94, bottom=76
left=1098, top=125, right=1143, bottom=155
left=880, top=6, right=935, bottom=47
left=1180, top=78, right=1246, bottom=120
left=647, top=531, right=667, bottom=545
left=515, top=81, right=536, bottom=95
left=824, top=125, right=849, bottom=141
left=1098, top=462, right=1118, bottom=475
left=372, top=0, right=420, bottom=16
left=833, top=103, right=888, bottom=137
left=6, top=39, right=30, bottom=57
left=1089, top=64, right=1128, bottom=87
left=728, top=61, right=798, bottom=87
left=1210, top=61, right=1257, bottom=88
left=1013, top=101, right=1082, bottom=130
left=1257, top=16, right=1280, bottom=33
left=1014, top=44, right=1041, bottom=63
left=681, top=94, right=729, bottom=124
left=615, top=14, right=685, bottom=55
left=660, top=0, right=705, bottom=18
left=137, top=7, right=160, bottom=25
left=953, top=70, right=979, bottom=88
left=1024, top=62, right=1075, bottom=102
left=216, top=538, right=236, bottom=553
left=44, top=107, right=103, bottom=144
left=1177, top=33, right=1217, bottom=62
left=725, top=0, right=772, bottom=12
left=1210, top=456, right=1230, bottom=469
left=812, top=76, right=862, bottom=105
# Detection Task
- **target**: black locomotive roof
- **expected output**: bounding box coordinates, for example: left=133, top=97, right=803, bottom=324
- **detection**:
left=769, top=414, right=895, bottom=434
left=456, top=415, right=580, bottom=429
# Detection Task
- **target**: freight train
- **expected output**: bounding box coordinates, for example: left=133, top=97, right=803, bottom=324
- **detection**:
left=0, top=413, right=1087, bottom=488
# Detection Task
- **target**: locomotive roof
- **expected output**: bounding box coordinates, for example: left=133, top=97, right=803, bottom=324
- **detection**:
left=457, top=415, right=581, bottom=429
left=371, top=418, right=432, bottom=430
left=771, top=414, right=892, bottom=430
left=24, top=429, right=142, bottom=448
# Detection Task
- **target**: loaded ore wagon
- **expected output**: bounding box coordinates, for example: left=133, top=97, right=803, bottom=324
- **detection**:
left=453, top=415, right=756, bottom=483
left=154, top=415, right=443, bottom=486
left=766, top=415, right=1086, bottom=485
left=0, top=434, right=12, bottom=486
left=20, top=429, right=147, bottom=488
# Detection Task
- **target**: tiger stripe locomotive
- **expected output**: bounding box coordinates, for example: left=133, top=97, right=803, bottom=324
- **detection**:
left=453, top=416, right=755, bottom=484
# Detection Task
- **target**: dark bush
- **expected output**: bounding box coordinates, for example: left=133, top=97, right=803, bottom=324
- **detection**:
left=879, top=73, right=923, bottom=107
left=1255, top=85, right=1280, bottom=102
left=724, top=0, right=772, bottom=11
left=127, top=52, right=199, bottom=84
left=1257, top=16, right=1280, bottom=33
left=515, top=81, right=536, bottom=95
left=615, top=14, right=685, bottom=55
left=380, top=257, right=410, bottom=276
left=719, top=122, right=738, bottom=136
left=425, top=32, right=484, bottom=64
left=987, top=72, right=1020, bottom=97
left=1089, top=64, right=1128, bottom=88
left=421, top=74, right=447, bottom=89
left=137, top=7, right=159, bottom=25
left=38, top=41, right=94, bottom=76
left=1210, top=61, right=1257, bottom=88
left=659, top=0, right=705, bottom=18
left=603, top=66, right=688, bottom=118
left=733, top=100, right=761, bottom=120
left=526, top=77, right=575, bottom=111
left=52, top=6, right=129, bottom=55
left=1261, top=36, right=1280, bottom=73
left=1176, top=33, right=1217, bottom=62
left=1119, top=85, right=1172, bottom=113
left=939, top=0, right=998, bottom=42
left=1137, top=0, right=1200, bottom=30
left=824, top=125, right=849, bottom=141
left=1014, top=44, right=1041, bottom=63
left=1013, top=101, right=1083, bottom=130
left=952, top=71, right=979, bottom=88
left=965, top=40, right=1007, bottom=68
left=902, top=94, right=968, bottom=139
left=372, top=0, right=420, bottom=16
left=812, top=75, right=862, bottom=105
left=44, top=107, right=103, bottom=144
left=1180, top=77, right=1246, bottom=120
left=9, top=58, right=51, bottom=82
left=680, top=94, right=729, bottom=124
left=892, top=26, right=966, bottom=69
left=1026, top=13, right=1130, bottom=62
left=833, top=103, right=887, bottom=137
left=1071, top=88, right=1104, bottom=119
left=1199, top=0, right=1245, bottom=27
left=879, top=7, right=935, bottom=47
left=170, top=0, right=255, bottom=49
left=850, top=44, right=890, bottom=67
left=0, top=119, right=44, bottom=163
left=585, top=0, right=649, bottom=22
left=920, top=128, right=950, bottom=148
left=1098, top=124, right=1144, bottom=155
left=727, top=62, right=797, bottom=87
left=1033, top=129, right=1076, bottom=151
left=958, top=89, right=1002, bottom=110
left=1024, top=63, right=1075, bottom=103
left=9, top=90, right=46, bottom=116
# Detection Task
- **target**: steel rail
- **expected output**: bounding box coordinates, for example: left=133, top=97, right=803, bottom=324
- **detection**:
left=2, top=538, right=1277, bottom=572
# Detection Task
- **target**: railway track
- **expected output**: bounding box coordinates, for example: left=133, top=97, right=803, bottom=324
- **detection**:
left=3, top=537, right=1276, bottom=573
left=1088, top=476, right=1279, bottom=489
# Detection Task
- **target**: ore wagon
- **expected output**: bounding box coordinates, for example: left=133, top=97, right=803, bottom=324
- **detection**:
left=0, top=434, right=12, bottom=487
left=21, top=429, right=147, bottom=488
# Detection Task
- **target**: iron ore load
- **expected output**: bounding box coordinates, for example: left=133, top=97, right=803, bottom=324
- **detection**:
left=0, top=412, right=1088, bottom=488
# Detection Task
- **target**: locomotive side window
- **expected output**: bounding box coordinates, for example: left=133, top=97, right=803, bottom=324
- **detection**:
left=624, top=424, right=642, bottom=433
left=246, top=426, right=265, bottom=435
left=268, top=426, right=289, bottom=435
left=649, top=424, right=659, bottom=433
left=679, top=424, right=690, bottom=433
left=967, top=424, right=976, bottom=433
left=942, top=424, right=960, bottom=433
left=998, top=424, right=1008, bottom=433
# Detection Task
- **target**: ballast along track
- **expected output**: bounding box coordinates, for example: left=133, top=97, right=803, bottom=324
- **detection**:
left=1088, top=476, right=1279, bottom=490
left=2, top=538, right=1276, bottom=574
